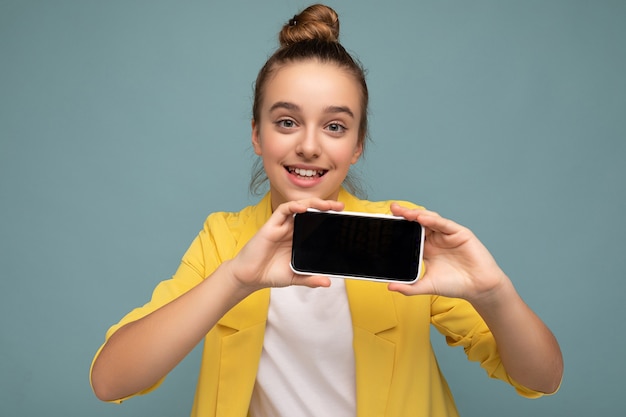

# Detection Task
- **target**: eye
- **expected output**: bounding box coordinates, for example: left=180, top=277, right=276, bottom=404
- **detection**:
left=326, top=122, right=347, bottom=134
left=276, top=119, right=296, bottom=129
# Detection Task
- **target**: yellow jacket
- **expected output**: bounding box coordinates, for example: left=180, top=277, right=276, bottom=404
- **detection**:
left=91, top=189, right=542, bottom=416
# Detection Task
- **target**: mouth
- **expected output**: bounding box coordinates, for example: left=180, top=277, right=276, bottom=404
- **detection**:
left=286, top=166, right=328, bottom=179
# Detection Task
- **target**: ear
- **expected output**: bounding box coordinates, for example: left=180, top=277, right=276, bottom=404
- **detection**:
left=351, top=141, right=363, bottom=164
left=251, top=119, right=262, bottom=156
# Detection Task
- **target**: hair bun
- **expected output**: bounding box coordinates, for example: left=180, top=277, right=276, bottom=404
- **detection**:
left=279, top=4, right=340, bottom=46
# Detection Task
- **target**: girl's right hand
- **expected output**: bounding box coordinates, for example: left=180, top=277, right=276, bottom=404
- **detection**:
left=225, top=198, right=345, bottom=292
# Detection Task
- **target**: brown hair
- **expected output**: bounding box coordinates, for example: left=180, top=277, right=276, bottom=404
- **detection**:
left=250, top=4, right=369, bottom=197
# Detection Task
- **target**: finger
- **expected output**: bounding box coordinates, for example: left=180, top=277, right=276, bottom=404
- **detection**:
left=267, top=200, right=332, bottom=231
left=413, top=212, right=464, bottom=235
left=390, top=203, right=441, bottom=221
left=389, top=204, right=449, bottom=241
left=290, top=274, right=332, bottom=288
left=387, top=278, right=434, bottom=296
left=390, top=204, right=464, bottom=236
left=278, top=198, right=345, bottom=217
left=299, top=198, right=344, bottom=212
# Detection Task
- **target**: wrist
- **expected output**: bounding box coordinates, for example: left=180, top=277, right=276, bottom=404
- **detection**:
left=221, top=259, right=262, bottom=298
left=467, top=272, right=516, bottom=312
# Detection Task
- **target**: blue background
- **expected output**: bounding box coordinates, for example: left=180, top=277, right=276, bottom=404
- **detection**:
left=1, top=1, right=624, bottom=416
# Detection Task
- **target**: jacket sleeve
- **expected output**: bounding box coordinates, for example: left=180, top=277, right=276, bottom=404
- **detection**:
left=430, top=295, right=545, bottom=398
left=89, top=211, right=236, bottom=402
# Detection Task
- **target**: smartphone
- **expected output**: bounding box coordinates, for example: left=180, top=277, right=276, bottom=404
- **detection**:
left=291, top=209, right=424, bottom=283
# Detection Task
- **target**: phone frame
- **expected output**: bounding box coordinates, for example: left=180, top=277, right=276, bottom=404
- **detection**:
left=290, top=209, right=425, bottom=283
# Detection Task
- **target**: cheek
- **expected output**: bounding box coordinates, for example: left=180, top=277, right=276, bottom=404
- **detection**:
left=256, top=131, right=288, bottom=161
left=328, top=141, right=361, bottom=164
left=259, top=138, right=280, bottom=157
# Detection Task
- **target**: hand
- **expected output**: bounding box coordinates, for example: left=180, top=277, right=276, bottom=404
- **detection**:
left=387, top=203, right=509, bottom=303
left=388, top=204, right=564, bottom=393
left=226, top=198, right=345, bottom=292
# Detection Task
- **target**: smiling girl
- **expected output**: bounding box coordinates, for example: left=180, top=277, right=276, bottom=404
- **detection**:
left=90, top=4, right=562, bottom=416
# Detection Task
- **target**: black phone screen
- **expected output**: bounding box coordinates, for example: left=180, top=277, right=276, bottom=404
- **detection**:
left=291, top=210, right=423, bottom=282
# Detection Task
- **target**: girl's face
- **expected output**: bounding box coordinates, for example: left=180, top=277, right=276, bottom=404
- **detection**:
left=252, top=60, right=363, bottom=210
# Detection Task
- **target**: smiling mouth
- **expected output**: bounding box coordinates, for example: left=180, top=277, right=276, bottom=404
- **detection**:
left=286, top=166, right=328, bottom=178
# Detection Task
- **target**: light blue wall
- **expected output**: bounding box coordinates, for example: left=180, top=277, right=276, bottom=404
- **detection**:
left=1, top=1, right=624, bottom=416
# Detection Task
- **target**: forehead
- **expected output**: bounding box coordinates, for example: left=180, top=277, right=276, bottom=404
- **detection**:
left=262, top=60, right=362, bottom=115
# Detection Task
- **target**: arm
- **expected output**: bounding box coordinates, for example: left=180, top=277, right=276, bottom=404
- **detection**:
left=387, top=204, right=563, bottom=394
left=91, top=198, right=343, bottom=402
left=91, top=261, right=253, bottom=402
left=469, top=276, right=563, bottom=394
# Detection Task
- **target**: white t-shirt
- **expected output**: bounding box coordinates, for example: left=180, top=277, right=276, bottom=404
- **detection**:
left=249, top=278, right=356, bottom=417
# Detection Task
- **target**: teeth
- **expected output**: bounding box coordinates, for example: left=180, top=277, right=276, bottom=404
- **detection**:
left=293, top=167, right=323, bottom=177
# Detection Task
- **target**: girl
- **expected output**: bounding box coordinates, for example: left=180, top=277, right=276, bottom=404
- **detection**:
left=91, top=4, right=562, bottom=417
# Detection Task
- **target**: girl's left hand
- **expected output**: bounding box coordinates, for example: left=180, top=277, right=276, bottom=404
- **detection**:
left=387, top=203, right=509, bottom=303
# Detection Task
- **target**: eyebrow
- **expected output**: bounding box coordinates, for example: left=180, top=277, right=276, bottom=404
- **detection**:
left=269, top=101, right=300, bottom=113
left=324, top=105, right=355, bottom=119
left=269, top=101, right=355, bottom=119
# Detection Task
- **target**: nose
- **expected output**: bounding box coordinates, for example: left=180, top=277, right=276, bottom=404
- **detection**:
left=295, top=128, right=321, bottom=159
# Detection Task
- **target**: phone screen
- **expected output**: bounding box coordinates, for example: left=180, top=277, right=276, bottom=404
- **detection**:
left=291, top=210, right=424, bottom=283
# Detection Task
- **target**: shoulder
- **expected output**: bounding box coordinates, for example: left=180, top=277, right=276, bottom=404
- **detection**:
left=205, top=203, right=255, bottom=228
left=183, top=196, right=271, bottom=272
left=201, top=193, right=272, bottom=241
